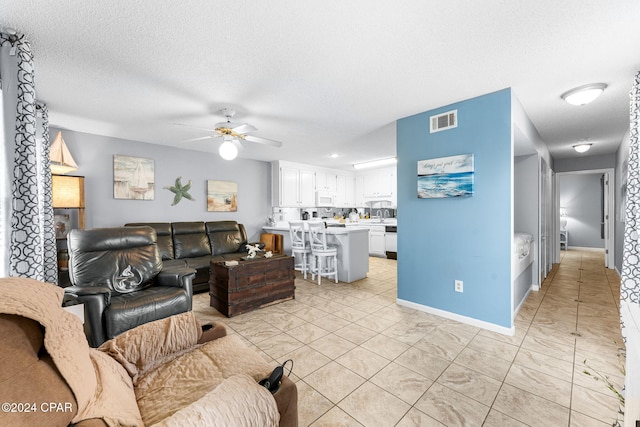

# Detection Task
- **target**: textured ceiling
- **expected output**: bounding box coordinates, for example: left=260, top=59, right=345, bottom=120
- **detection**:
left=1, top=1, right=639, bottom=169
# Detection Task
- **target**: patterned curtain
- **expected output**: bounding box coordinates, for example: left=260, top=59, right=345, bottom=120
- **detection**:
left=0, top=32, right=57, bottom=282
left=621, top=70, right=640, bottom=426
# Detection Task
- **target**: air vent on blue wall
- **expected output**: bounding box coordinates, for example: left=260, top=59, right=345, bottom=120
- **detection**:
left=429, top=110, right=457, bottom=133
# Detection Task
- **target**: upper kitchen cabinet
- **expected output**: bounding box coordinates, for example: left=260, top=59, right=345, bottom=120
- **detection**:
left=272, top=161, right=316, bottom=207
left=335, top=174, right=356, bottom=207
left=315, top=170, right=337, bottom=193
left=362, top=167, right=396, bottom=203
left=355, top=175, right=365, bottom=206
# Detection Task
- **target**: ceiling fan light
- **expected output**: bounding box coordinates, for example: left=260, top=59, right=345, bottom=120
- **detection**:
left=561, top=83, right=607, bottom=106
left=573, top=143, right=592, bottom=153
left=219, top=138, right=238, bottom=160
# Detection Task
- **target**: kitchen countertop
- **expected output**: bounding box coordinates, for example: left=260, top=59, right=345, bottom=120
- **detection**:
left=262, top=223, right=369, bottom=283
left=264, top=224, right=370, bottom=234
left=346, top=219, right=397, bottom=225
left=303, top=218, right=397, bottom=225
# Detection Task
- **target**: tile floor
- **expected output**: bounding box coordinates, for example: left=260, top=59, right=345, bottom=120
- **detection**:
left=192, top=249, right=625, bottom=426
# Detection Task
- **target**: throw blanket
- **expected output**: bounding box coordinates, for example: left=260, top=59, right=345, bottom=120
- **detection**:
left=0, top=277, right=143, bottom=426
left=100, top=313, right=280, bottom=426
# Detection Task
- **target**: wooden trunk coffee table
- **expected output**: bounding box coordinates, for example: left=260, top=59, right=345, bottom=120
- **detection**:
left=209, top=254, right=295, bottom=317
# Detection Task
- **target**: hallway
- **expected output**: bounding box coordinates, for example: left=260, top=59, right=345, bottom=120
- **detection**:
left=515, top=249, right=624, bottom=426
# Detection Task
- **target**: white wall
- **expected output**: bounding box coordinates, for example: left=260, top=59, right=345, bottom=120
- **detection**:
left=51, top=128, right=272, bottom=242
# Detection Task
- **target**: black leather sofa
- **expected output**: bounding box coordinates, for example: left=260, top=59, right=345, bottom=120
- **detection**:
left=63, top=226, right=195, bottom=347
left=125, top=221, right=256, bottom=293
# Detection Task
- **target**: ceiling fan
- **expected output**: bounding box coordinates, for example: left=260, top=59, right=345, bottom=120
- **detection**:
left=183, top=108, right=283, bottom=160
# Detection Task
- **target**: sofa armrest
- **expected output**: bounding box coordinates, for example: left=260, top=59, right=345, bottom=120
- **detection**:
left=156, top=374, right=279, bottom=426
left=157, top=267, right=196, bottom=288
left=63, top=286, right=111, bottom=347
left=64, top=285, right=111, bottom=298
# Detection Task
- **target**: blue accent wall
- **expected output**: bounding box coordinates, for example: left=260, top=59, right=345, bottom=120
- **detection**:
left=397, top=89, right=513, bottom=328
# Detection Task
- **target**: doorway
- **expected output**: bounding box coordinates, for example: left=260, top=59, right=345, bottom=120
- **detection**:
left=555, top=169, right=615, bottom=268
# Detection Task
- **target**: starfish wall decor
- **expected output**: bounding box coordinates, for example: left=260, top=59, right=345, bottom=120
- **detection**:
left=164, top=176, right=195, bottom=206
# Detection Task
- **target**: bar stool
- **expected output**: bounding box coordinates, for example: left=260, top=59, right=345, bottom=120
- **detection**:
left=288, top=221, right=312, bottom=279
left=307, top=221, right=338, bottom=285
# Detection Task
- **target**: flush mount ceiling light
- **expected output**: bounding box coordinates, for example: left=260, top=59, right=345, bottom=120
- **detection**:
left=353, top=157, right=397, bottom=170
left=573, top=143, right=592, bottom=153
left=561, top=83, right=607, bottom=106
left=219, top=135, right=239, bottom=160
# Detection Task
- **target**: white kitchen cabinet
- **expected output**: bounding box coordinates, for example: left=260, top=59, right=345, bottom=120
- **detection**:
left=273, top=162, right=315, bottom=207
left=315, top=171, right=337, bottom=192
left=368, top=225, right=386, bottom=257
left=299, top=169, right=316, bottom=206
left=362, top=168, right=394, bottom=199
left=335, top=174, right=356, bottom=207
left=355, top=175, right=365, bottom=206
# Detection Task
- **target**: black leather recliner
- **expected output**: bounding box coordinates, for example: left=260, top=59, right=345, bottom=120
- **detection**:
left=63, top=226, right=196, bottom=347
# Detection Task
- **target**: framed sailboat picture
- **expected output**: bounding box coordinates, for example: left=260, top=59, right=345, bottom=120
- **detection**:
left=113, top=155, right=155, bottom=200
left=417, top=154, right=474, bottom=198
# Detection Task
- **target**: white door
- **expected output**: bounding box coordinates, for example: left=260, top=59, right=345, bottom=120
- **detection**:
left=540, top=159, right=552, bottom=282
left=603, top=171, right=615, bottom=268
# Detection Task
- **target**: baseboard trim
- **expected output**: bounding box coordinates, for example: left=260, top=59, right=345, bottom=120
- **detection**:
left=567, top=246, right=605, bottom=252
left=513, top=286, right=533, bottom=321
left=396, top=298, right=515, bottom=336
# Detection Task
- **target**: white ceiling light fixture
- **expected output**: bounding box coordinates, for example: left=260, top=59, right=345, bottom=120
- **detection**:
left=179, top=108, right=282, bottom=159
left=561, top=83, right=607, bottom=106
left=573, top=143, right=592, bottom=153
left=353, top=157, right=397, bottom=170
left=219, top=135, right=239, bottom=160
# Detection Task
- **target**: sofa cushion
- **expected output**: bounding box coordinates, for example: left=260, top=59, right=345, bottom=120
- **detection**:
left=205, top=221, right=247, bottom=255
left=105, top=287, right=191, bottom=339
left=68, top=227, right=162, bottom=294
left=172, top=222, right=211, bottom=259
left=134, top=335, right=276, bottom=426
left=126, top=223, right=174, bottom=260
left=99, top=312, right=202, bottom=384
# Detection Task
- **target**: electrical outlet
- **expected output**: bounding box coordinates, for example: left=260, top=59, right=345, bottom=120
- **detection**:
left=454, top=280, right=463, bottom=293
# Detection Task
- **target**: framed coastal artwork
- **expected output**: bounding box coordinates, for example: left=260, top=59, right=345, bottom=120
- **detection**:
left=113, top=155, right=155, bottom=200
left=417, top=154, right=474, bottom=198
left=207, top=180, right=238, bottom=212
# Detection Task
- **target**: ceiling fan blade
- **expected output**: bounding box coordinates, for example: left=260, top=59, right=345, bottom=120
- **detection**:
left=230, top=123, right=257, bottom=134
left=173, top=122, right=215, bottom=132
left=242, top=134, right=283, bottom=148
left=182, top=135, right=215, bottom=143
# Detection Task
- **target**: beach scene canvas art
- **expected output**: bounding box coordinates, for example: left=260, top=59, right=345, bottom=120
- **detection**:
left=207, top=180, right=238, bottom=212
left=418, top=154, right=474, bottom=198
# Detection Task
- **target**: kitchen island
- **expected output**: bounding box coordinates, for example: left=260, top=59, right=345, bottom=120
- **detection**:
left=263, top=224, right=369, bottom=283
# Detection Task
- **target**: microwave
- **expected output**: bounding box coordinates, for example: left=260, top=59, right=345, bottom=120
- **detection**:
left=315, top=191, right=336, bottom=207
